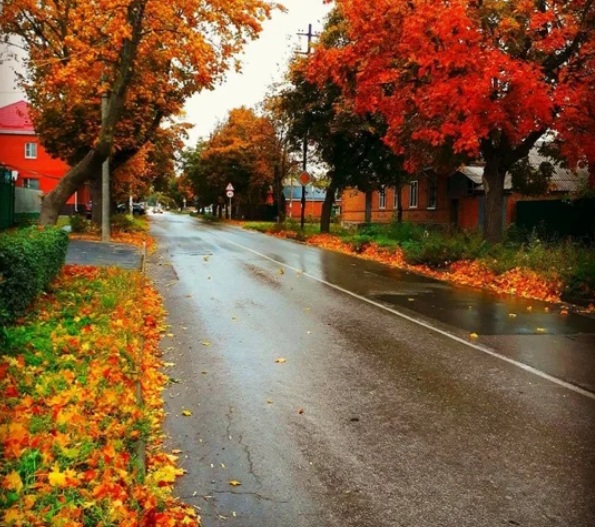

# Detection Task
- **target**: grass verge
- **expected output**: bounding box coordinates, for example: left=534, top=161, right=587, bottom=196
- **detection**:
left=0, top=265, right=197, bottom=527
left=240, top=221, right=594, bottom=307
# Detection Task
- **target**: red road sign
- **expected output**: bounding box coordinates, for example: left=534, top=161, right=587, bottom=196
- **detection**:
left=298, top=171, right=311, bottom=186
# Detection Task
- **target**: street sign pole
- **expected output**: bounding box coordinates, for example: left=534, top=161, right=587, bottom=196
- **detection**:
left=297, top=24, right=314, bottom=231
left=225, top=183, right=234, bottom=219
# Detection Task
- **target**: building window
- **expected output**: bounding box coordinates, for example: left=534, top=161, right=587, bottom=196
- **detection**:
left=25, top=142, right=38, bottom=159
left=409, top=180, right=418, bottom=208
left=427, top=177, right=437, bottom=209
left=23, top=178, right=40, bottom=190
left=378, top=186, right=386, bottom=209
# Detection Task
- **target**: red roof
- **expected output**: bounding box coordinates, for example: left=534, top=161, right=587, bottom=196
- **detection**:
left=0, top=101, right=34, bottom=133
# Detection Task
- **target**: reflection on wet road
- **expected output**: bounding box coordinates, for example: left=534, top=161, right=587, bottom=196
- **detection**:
left=148, top=214, right=595, bottom=527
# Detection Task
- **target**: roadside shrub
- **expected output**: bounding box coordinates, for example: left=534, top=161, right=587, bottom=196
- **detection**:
left=401, top=234, right=466, bottom=267
left=111, top=213, right=145, bottom=233
left=201, top=212, right=221, bottom=223
left=349, top=234, right=374, bottom=253
left=388, top=221, right=427, bottom=243
left=69, top=213, right=89, bottom=233
left=14, top=212, right=40, bottom=226
left=0, top=226, right=68, bottom=326
left=567, top=251, right=595, bottom=298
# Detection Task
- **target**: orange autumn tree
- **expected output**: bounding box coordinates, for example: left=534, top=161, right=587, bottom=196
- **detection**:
left=311, top=0, right=595, bottom=242
left=198, top=107, right=286, bottom=218
left=112, top=124, right=186, bottom=206
left=0, top=0, right=281, bottom=225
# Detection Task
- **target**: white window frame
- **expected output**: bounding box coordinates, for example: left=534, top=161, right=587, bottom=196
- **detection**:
left=427, top=178, right=437, bottom=210
left=378, top=186, right=386, bottom=209
left=25, top=142, right=38, bottom=159
left=409, top=180, right=418, bottom=208
left=393, top=186, right=399, bottom=209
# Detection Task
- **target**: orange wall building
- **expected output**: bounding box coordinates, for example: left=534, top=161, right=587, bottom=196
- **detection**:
left=0, top=101, right=89, bottom=212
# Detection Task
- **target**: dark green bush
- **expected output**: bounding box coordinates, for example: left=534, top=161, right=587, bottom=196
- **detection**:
left=14, top=213, right=40, bottom=227
left=69, top=214, right=89, bottom=233
left=0, top=227, right=68, bottom=326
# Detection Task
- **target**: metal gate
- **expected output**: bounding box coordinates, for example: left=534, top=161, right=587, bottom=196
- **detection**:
left=0, top=167, right=16, bottom=230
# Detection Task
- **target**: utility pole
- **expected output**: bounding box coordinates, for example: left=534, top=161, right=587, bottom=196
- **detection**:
left=297, top=24, right=314, bottom=230
left=101, top=92, right=110, bottom=242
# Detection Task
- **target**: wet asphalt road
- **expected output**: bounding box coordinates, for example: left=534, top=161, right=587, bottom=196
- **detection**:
left=146, top=213, right=595, bottom=527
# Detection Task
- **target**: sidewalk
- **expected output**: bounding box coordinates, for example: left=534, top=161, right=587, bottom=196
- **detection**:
left=66, top=239, right=142, bottom=269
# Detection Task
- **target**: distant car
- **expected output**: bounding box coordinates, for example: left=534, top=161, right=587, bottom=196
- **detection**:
left=132, top=203, right=146, bottom=215
left=153, top=205, right=163, bottom=214
left=116, top=202, right=146, bottom=215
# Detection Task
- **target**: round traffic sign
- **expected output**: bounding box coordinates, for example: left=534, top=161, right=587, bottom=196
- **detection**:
left=226, top=190, right=234, bottom=198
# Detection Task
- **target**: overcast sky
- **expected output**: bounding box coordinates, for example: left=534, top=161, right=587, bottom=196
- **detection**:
left=182, top=0, right=332, bottom=146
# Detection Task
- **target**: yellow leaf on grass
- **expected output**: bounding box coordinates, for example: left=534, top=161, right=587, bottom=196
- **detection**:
left=3, top=471, right=23, bottom=492
left=275, top=358, right=286, bottom=364
left=469, top=333, right=479, bottom=340
left=4, top=509, right=23, bottom=524
left=229, top=480, right=241, bottom=486
left=182, top=410, right=192, bottom=416
left=48, top=465, right=67, bottom=487
left=151, top=465, right=183, bottom=484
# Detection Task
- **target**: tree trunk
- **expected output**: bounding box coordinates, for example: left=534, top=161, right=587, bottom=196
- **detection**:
left=38, top=0, right=146, bottom=225
left=482, top=159, right=507, bottom=243
left=396, top=184, right=403, bottom=223
left=320, top=177, right=338, bottom=234
left=38, top=151, right=106, bottom=225
left=364, top=189, right=372, bottom=224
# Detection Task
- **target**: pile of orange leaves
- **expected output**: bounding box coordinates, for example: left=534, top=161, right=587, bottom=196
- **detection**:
left=303, top=234, right=564, bottom=304
left=0, top=265, right=197, bottom=526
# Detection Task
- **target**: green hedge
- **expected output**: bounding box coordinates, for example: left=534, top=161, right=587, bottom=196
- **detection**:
left=0, top=227, right=68, bottom=326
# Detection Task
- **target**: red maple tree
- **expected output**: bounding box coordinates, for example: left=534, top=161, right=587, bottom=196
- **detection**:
left=311, top=0, right=595, bottom=241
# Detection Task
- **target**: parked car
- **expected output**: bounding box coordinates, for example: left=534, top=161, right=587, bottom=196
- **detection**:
left=153, top=204, right=163, bottom=213
left=116, top=202, right=146, bottom=215
left=132, top=203, right=146, bottom=215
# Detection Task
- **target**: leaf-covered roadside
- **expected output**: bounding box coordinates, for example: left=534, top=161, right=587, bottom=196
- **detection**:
left=0, top=265, right=197, bottom=527
left=241, top=222, right=594, bottom=309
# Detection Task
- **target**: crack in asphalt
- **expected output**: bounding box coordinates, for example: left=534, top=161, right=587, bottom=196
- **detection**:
left=225, top=406, right=263, bottom=486
left=238, top=432, right=262, bottom=486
